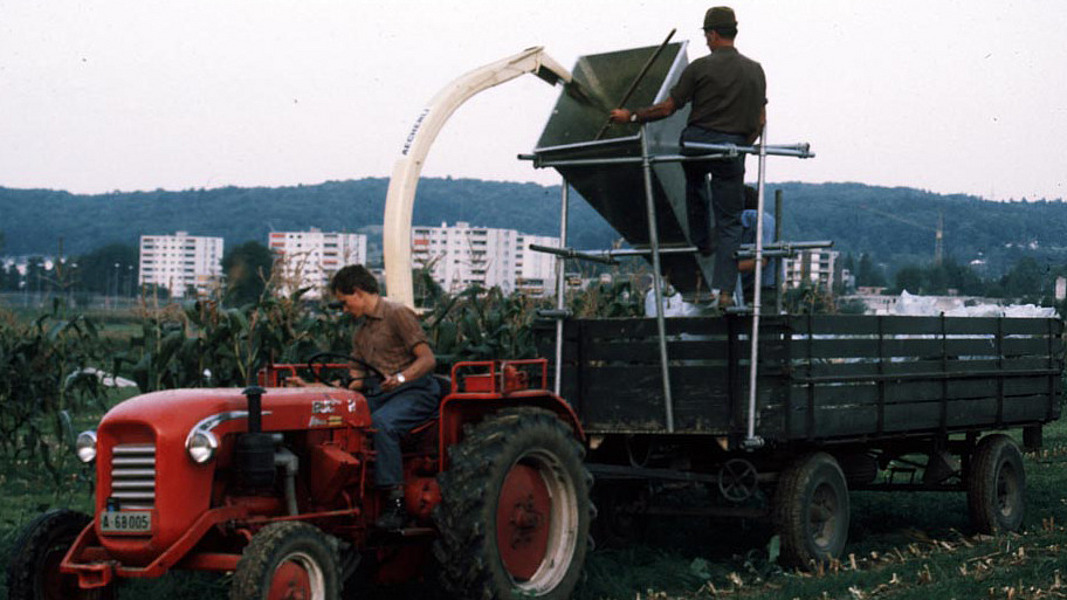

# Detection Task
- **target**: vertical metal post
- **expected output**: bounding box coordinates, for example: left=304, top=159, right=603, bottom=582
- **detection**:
left=640, top=125, right=675, bottom=432
left=774, top=189, right=784, bottom=315
left=553, top=180, right=570, bottom=396
left=745, top=124, right=769, bottom=447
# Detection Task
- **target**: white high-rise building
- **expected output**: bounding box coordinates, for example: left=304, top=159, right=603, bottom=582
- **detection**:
left=138, top=231, right=224, bottom=298
left=783, top=248, right=840, bottom=292
left=516, top=233, right=561, bottom=296
left=412, top=222, right=559, bottom=296
left=268, top=229, right=368, bottom=298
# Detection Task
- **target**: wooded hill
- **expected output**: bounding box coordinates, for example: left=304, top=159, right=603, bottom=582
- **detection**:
left=1, top=179, right=1064, bottom=278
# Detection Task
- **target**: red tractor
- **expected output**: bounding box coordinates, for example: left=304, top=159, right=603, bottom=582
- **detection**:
left=6, top=358, right=592, bottom=600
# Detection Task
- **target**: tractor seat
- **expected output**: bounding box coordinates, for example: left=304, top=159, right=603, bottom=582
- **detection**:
left=398, top=374, right=451, bottom=454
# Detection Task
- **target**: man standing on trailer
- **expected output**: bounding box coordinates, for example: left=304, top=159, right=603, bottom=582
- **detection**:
left=287, top=264, right=439, bottom=530
left=610, top=6, right=766, bottom=308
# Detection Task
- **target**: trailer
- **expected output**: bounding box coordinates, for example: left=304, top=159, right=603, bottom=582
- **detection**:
left=537, top=314, right=1062, bottom=565
left=526, top=41, right=1065, bottom=567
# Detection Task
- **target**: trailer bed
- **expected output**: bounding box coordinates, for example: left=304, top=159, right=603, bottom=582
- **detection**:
left=544, top=315, right=1063, bottom=443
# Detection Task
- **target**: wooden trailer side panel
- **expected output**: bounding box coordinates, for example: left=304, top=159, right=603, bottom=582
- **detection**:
left=546, top=316, right=791, bottom=435
left=785, top=315, right=1063, bottom=441
left=540, top=315, right=1062, bottom=442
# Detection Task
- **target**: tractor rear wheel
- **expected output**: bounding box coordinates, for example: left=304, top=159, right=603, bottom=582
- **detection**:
left=774, top=452, right=850, bottom=569
left=434, top=407, right=591, bottom=600
left=6, top=509, right=115, bottom=600
left=967, top=433, right=1026, bottom=534
left=230, top=521, right=340, bottom=600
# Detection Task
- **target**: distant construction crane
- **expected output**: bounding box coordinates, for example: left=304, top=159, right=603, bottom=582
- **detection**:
left=860, top=204, right=944, bottom=265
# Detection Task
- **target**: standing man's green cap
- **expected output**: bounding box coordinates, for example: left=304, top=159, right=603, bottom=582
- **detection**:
left=703, top=6, right=738, bottom=30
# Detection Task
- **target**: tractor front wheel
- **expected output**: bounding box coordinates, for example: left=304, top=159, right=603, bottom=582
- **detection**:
left=6, top=509, right=115, bottom=600
left=434, top=407, right=592, bottom=600
left=230, top=521, right=340, bottom=600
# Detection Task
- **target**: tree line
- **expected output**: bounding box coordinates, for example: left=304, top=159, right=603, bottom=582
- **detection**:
left=3, top=178, right=1067, bottom=303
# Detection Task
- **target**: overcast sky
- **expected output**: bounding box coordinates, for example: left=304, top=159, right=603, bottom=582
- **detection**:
left=2, top=0, right=1065, bottom=201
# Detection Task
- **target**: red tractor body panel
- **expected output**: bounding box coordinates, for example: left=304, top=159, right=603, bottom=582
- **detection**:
left=63, top=387, right=371, bottom=580
left=59, top=359, right=582, bottom=590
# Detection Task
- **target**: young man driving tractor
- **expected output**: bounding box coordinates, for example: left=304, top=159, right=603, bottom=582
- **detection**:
left=288, top=264, right=439, bottom=530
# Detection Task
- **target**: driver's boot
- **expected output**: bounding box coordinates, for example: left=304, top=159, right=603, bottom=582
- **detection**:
left=375, top=487, right=407, bottom=531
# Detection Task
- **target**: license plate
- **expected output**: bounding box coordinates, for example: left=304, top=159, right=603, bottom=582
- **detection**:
left=100, top=511, right=152, bottom=534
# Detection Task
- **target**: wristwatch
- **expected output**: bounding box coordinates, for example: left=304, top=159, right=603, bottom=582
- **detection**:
left=396, top=372, right=406, bottom=384
left=629, top=112, right=639, bottom=123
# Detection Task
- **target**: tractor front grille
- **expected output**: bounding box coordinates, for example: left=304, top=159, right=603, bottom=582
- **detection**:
left=110, top=443, right=156, bottom=510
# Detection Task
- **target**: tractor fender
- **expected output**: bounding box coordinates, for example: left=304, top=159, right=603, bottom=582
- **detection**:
left=437, top=393, right=584, bottom=471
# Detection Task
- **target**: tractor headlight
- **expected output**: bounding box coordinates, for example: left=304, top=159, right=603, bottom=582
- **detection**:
left=75, top=430, right=97, bottom=463
left=186, top=430, right=219, bottom=464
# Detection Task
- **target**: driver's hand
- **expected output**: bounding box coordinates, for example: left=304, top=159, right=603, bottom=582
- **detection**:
left=286, top=375, right=309, bottom=387
left=347, top=368, right=364, bottom=391
left=380, top=374, right=401, bottom=393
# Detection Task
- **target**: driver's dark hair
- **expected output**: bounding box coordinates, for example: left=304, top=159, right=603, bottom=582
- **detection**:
left=330, top=264, right=379, bottom=295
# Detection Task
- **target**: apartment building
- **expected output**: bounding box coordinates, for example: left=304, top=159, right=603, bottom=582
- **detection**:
left=516, top=233, right=561, bottom=296
left=138, top=231, right=223, bottom=298
left=268, top=229, right=368, bottom=298
left=782, top=248, right=840, bottom=292
left=412, top=222, right=559, bottom=296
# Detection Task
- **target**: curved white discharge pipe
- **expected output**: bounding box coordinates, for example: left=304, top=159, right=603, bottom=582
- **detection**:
left=382, top=47, right=573, bottom=308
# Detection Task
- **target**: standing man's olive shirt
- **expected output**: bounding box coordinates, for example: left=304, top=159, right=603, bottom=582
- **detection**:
left=670, top=46, right=767, bottom=137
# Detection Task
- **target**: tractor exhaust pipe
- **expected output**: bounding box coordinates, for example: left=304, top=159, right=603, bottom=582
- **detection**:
left=243, top=385, right=265, bottom=433
left=237, top=386, right=275, bottom=488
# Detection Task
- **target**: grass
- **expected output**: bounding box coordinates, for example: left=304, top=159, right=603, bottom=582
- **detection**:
left=574, top=421, right=1067, bottom=600
left=2, top=417, right=1066, bottom=600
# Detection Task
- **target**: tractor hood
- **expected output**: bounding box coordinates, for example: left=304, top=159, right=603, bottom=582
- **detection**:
left=90, top=386, right=370, bottom=567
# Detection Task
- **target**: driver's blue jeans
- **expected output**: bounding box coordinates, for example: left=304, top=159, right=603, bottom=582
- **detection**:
left=366, top=375, right=440, bottom=488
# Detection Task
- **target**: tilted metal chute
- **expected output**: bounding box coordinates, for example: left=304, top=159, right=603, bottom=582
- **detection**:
left=382, top=47, right=576, bottom=309
left=529, top=40, right=721, bottom=294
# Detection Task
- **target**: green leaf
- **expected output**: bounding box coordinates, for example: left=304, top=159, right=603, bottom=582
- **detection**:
left=766, top=535, right=780, bottom=565
left=688, top=557, right=712, bottom=580
left=46, top=320, right=70, bottom=342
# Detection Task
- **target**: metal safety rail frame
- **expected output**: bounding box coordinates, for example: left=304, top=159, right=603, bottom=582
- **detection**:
left=522, top=124, right=814, bottom=445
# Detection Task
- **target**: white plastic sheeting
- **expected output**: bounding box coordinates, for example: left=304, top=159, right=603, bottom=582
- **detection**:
left=893, top=290, right=1058, bottom=318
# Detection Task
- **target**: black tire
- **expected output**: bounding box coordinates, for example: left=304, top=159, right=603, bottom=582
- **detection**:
left=6, top=509, right=115, bottom=600
left=967, top=433, right=1026, bottom=534
left=773, top=452, right=850, bottom=569
left=433, top=407, right=592, bottom=600
left=230, top=521, right=340, bottom=600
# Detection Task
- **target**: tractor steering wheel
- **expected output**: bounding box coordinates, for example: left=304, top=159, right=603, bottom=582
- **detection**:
left=305, top=352, right=386, bottom=390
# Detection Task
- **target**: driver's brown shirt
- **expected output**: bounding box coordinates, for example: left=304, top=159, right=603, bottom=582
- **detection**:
left=352, top=297, right=429, bottom=378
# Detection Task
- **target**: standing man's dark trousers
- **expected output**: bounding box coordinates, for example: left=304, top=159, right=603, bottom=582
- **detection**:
left=680, top=126, right=747, bottom=294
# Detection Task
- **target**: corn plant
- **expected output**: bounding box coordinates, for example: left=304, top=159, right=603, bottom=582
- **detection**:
left=0, top=301, right=109, bottom=483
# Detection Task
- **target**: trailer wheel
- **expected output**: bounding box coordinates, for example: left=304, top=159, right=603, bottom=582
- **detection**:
left=6, top=509, right=115, bottom=600
left=967, top=433, right=1025, bottom=534
left=434, top=407, right=591, bottom=600
left=230, top=521, right=340, bottom=600
left=774, top=452, right=850, bottom=569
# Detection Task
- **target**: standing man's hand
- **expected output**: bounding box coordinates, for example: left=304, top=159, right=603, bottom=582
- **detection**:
left=609, top=108, right=634, bottom=124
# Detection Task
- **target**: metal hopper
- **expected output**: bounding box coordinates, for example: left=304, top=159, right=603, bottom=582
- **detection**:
left=532, top=40, right=716, bottom=294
